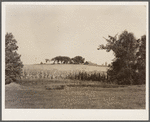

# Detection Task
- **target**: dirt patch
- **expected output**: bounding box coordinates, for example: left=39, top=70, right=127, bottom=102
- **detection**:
left=5, top=82, right=23, bottom=90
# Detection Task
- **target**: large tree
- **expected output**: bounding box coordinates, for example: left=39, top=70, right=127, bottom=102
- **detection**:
left=72, top=56, right=85, bottom=64
left=98, top=31, right=140, bottom=85
left=5, top=33, right=23, bottom=84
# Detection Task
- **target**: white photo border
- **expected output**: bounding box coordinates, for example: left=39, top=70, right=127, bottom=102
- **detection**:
left=2, top=1, right=149, bottom=120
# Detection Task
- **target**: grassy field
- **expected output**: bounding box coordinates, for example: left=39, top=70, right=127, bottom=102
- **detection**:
left=5, top=64, right=145, bottom=109
left=5, top=79, right=145, bottom=109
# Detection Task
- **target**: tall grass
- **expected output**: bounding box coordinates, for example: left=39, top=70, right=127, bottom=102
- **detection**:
left=21, top=68, right=108, bottom=82
left=66, top=71, right=108, bottom=82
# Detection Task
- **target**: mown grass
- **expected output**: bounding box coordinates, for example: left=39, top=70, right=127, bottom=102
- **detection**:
left=6, top=79, right=145, bottom=109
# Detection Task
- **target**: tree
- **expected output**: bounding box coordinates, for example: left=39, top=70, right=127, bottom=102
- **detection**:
left=72, top=56, right=85, bottom=64
left=51, top=56, right=71, bottom=64
left=51, top=56, right=85, bottom=64
left=45, top=59, right=50, bottom=63
left=98, top=31, right=140, bottom=85
left=51, top=57, right=57, bottom=64
left=5, top=33, right=23, bottom=84
left=63, top=56, right=71, bottom=64
left=135, top=35, right=146, bottom=84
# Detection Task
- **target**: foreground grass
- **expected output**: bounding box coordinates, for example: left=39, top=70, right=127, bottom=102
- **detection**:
left=5, top=79, right=145, bottom=109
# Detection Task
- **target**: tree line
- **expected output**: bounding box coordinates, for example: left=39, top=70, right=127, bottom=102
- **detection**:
left=45, top=56, right=85, bottom=64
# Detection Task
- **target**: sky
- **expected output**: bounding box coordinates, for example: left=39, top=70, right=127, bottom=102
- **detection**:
left=5, top=3, right=147, bottom=65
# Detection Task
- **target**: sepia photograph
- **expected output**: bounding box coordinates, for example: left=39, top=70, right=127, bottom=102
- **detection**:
left=2, top=2, right=149, bottom=120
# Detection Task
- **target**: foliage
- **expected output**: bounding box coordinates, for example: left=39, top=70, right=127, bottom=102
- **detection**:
left=5, top=33, right=23, bottom=84
left=98, top=31, right=145, bottom=85
left=45, top=59, right=50, bottom=63
left=135, top=35, right=146, bottom=84
left=50, top=56, right=85, bottom=64
left=71, top=56, right=85, bottom=64
left=51, top=56, right=71, bottom=64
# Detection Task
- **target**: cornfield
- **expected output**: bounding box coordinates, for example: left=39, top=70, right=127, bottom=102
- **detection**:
left=21, top=68, right=108, bottom=82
